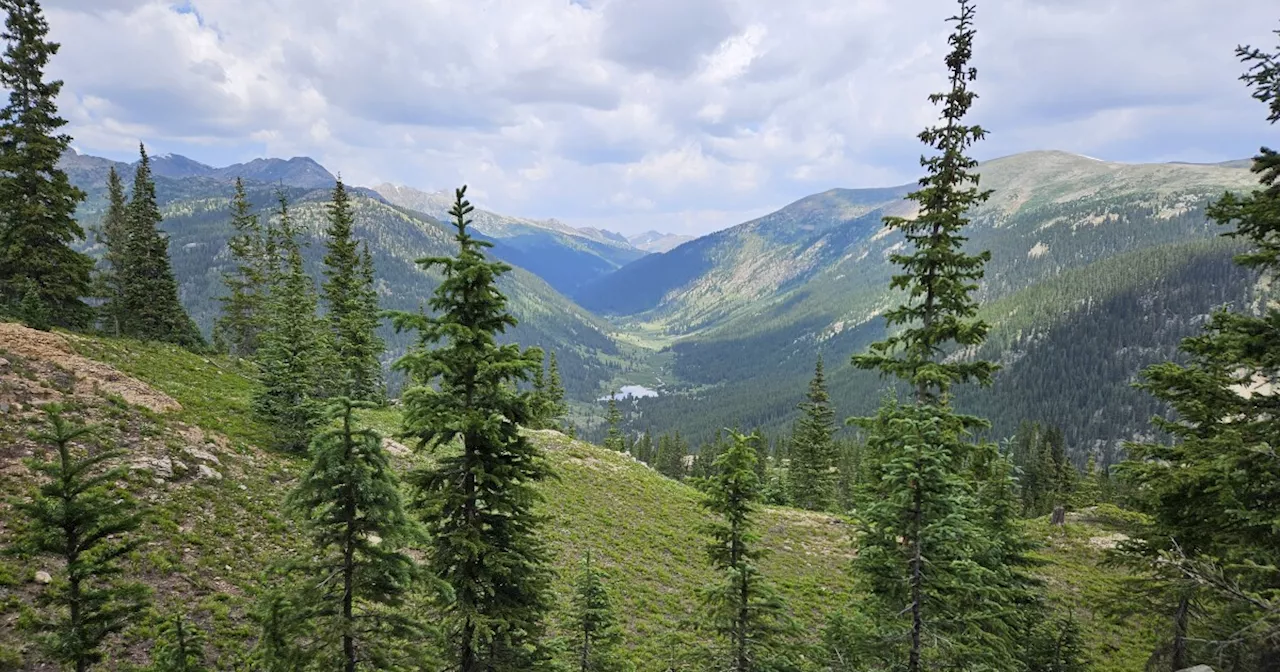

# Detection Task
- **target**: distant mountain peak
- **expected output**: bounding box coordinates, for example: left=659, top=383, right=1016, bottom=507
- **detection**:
left=626, top=230, right=696, bottom=253
left=372, top=183, right=637, bottom=248
left=59, top=148, right=338, bottom=190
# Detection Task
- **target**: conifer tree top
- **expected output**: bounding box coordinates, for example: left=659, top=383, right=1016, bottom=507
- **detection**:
left=852, top=0, right=996, bottom=404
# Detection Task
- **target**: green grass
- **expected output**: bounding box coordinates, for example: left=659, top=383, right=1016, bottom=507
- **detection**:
left=534, top=430, right=853, bottom=664
left=2, top=329, right=1162, bottom=670
left=1023, top=518, right=1163, bottom=672
left=66, top=334, right=269, bottom=449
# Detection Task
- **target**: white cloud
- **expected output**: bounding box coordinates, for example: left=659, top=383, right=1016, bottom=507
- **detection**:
left=41, top=0, right=1280, bottom=235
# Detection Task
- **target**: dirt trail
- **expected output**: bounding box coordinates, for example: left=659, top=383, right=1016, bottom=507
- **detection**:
left=0, top=322, right=181, bottom=413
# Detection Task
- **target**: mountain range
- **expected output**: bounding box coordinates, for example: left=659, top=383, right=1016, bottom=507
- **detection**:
left=578, top=151, right=1265, bottom=460
left=372, top=183, right=646, bottom=295
left=60, top=147, right=1269, bottom=462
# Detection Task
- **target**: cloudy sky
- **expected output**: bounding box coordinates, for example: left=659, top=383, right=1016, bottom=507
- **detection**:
left=46, top=0, right=1280, bottom=236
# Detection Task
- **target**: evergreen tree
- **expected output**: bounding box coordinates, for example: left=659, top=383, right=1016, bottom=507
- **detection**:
left=1117, top=29, right=1280, bottom=665
left=0, top=0, right=93, bottom=328
left=701, top=430, right=795, bottom=672
left=254, top=189, right=325, bottom=453
left=92, top=166, right=129, bottom=336
left=1072, top=455, right=1101, bottom=508
left=603, top=393, right=625, bottom=452
left=355, top=243, right=385, bottom=402
left=390, top=185, right=556, bottom=671
left=634, top=429, right=654, bottom=465
left=117, top=144, right=204, bottom=348
left=321, top=179, right=385, bottom=402
left=530, top=355, right=550, bottom=428
left=1018, top=614, right=1088, bottom=672
left=838, top=2, right=1036, bottom=669
left=12, top=405, right=149, bottom=672
left=214, top=178, right=268, bottom=358
left=787, top=355, right=837, bottom=511
left=286, top=397, right=421, bottom=671
left=150, top=613, right=209, bottom=672
left=528, top=352, right=569, bottom=432
left=251, top=583, right=316, bottom=672
left=752, top=433, right=770, bottom=483
left=566, top=553, right=631, bottom=672
left=833, top=439, right=862, bottom=514
left=689, top=430, right=729, bottom=486
left=1010, top=422, right=1076, bottom=517
left=655, top=432, right=687, bottom=481
left=546, top=351, right=568, bottom=430
left=1044, top=425, right=1077, bottom=511
left=18, top=279, right=48, bottom=330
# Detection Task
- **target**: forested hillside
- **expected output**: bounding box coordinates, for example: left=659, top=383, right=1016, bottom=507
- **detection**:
left=4, top=0, right=1280, bottom=670
left=375, top=182, right=647, bottom=295
left=60, top=164, right=621, bottom=399
left=600, top=153, right=1265, bottom=456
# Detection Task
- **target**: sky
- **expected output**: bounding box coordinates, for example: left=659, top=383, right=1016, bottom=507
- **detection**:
left=46, top=0, right=1280, bottom=236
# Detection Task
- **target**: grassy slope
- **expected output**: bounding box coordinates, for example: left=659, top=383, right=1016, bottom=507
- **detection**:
left=0, top=330, right=1157, bottom=670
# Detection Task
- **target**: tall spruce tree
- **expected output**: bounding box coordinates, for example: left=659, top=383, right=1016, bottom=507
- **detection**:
left=92, top=167, right=129, bottom=336
left=788, top=355, right=837, bottom=511
left=321, top=179, right=385, bottom=402
left=838, top=2, right=1035, bottom=669
left=701, top=430, right=794, bottom=672
left=0, top=0, right=93, bottom=328
left=603, top=393, right=625, bottom=451
left=286, top=397, right=421, bottom=671
left=356, top=243, right=385, bottom=402
left=117, top=144, right=204, bottom=348
left=254, top=189, right=325, bottom=453
left=566, top=553, right=630, bottom=672
left=390, top=185, right=556, bottom=671
left=12, top=405, right=149, bottom=672
left=214, top=178, right=268, bottom=357
left=1117, top=28, right=1280, bottom=667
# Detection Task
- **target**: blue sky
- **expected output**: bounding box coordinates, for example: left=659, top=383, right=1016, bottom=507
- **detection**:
left=45, top=0, right=1280, bottom=235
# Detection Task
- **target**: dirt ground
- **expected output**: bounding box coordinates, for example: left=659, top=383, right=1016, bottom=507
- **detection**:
left=0, top=322, right=180, bottom=414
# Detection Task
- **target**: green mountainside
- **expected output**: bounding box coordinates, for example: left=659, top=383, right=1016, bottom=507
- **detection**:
left=59, top=161, right=622, bottom=400
left=56, top=147, right=1270, bottom=457
left=0, top=324, right=1157, bottom=670
left=585, top=152, right=1266, bottom=457
left=374, top=182, right=647, bottom=295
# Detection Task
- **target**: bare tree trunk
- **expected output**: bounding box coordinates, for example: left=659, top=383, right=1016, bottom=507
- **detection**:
left=1171, top=595, right=1190, bottom=672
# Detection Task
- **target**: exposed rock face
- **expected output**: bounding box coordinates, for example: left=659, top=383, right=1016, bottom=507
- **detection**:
left=382, top=438, right=412, bottom=457
left=196, top=464, right=223, bottom=481
left=0, top=322, right=180, bottom=413
left=131, top=456, right=175, bottom=480
left=183, top=446, right=221, bottom=466
left=33, top=571, right=51, bottom=585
